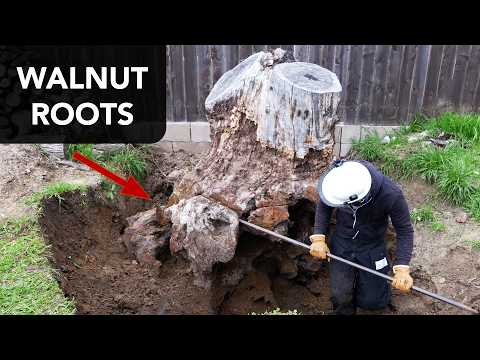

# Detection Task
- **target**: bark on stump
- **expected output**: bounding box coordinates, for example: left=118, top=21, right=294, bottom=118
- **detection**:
left=167, top=48, right=342, bottom=287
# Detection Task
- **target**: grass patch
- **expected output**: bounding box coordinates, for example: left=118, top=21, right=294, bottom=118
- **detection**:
left=352, top=112, right=480, bottom=222
left=25, top=182, right=88, bottom=209
left=97, top=145, right=149, bottom=180
left=251, top=308, right=301, bottom=315
left=0, top=216, right=75, bottom=314
left=410, top=204, right=445, bottom=232
left=467, top=239, right=480, bottom=251
left=65, top=144, right=94, bottom=160
left=97, top=145, right=150, bottom=200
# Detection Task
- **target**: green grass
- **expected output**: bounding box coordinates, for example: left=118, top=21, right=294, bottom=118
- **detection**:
left=97, top=145, right=150, bottom=200
left=250, top=308, right=301, bottom=315
left=467, top=239, right=480, bottom=251
left=410, top=204, right=445, bottom=232
left=97, top=145, right=149, bottom=180
left=65, top=144, right=94, bottom=160
left=0, top=216, right=75, bottom=314
left=25, top=182, right=88, bottom=209
left=353, top=112, right=480, bottom=222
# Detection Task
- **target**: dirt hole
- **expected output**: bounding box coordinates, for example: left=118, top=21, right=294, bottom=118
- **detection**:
left=38, top=179, right=337, bottom=315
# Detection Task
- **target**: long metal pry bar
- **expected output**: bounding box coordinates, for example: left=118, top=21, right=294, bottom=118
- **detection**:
left=239, top=219, right=479, bottom=314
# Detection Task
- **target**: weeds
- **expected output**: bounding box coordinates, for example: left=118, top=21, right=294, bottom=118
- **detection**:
left=65, top=144, right=93, bottom=160
left=467, top=239, right=480, bottom=251
left=410, top=204, right=445, bottom=232
left=98, top=145, right=149, bottom=180
left=25, top=182, right=88, bottom=209
left=434, top=112, right=480, bottom=143
left=96, top=145, right=150, bottom=199
left=411, top=205, right=436, bottom=223
left=352, top=134, right=384, bottom=162
left=0, top=216, right=76, bottom=314
left=251, top=308, right=301, bottom=315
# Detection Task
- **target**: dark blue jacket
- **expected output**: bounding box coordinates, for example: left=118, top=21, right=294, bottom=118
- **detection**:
left=313, top=160, right=414, bottom=266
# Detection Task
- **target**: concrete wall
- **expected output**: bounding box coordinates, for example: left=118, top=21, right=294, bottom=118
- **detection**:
left=155, top=122, right=400, bottom=157
left=154, top=122, right=211, bottom=153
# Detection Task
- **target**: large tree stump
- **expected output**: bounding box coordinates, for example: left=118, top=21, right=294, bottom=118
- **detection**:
left=167, top=48, right=342, bottom=287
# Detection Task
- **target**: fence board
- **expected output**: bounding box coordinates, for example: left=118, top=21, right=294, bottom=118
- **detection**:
left=323, top=45, right=336, bottom=71
left=225, top=45, right=239, bottom=71
left=294, top=45, right=309, bottom=62
left=371, top=45, right=391, bottom=123
left=169, top=45, right=186, bottom=121
left=210, top=45, right=226, bottom=84
left=308, top=45, right=319, bottom=64
left=183, top=45, right=199, bottom=122
left=238, top=45, right=253, bottom=61
left=408, top=45, right=431, bottom=120
left=451, top=45, right=472, bottom=108
left=338, top=45, right=351, bottom=120
left=423, top=45, right=444, bottom=116
left=463, top=45, right=480, bottom=112
left=196, top=45, right=211, bottom=121
left=165, top=45, right=174, bottom=122
left=398, top=45, right=417, bottom=123
left=345, top=45, right=364, bottom=124
left=358, top=45, right=376, bottom=123
left=383, top=45, right=405, bottom=124
left=438, top=45, right=457, bottom=111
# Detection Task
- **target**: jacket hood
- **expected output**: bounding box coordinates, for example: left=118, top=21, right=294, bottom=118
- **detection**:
left=357, top=160, right=384, bottom=204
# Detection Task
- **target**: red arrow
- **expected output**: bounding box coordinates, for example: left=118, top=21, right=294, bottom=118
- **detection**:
left=72, top=151, right=151, bottom=200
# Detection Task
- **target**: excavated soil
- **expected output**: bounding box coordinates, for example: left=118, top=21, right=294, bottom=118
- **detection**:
left=39, top=188, right=336, bottom=315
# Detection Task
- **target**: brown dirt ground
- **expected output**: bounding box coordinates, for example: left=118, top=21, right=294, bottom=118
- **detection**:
left=39, top=190, right=214, bottom=315
left=0, top=144, right=99, bottom=221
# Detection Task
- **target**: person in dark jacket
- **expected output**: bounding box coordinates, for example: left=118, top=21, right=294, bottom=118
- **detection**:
left=309, top=159, right=414, bottom=315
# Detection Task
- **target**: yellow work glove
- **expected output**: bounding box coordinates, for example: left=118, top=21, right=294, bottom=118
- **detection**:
left=309, top=234, right=330, bottom=261
left=392, top=265, right=413, bottom=293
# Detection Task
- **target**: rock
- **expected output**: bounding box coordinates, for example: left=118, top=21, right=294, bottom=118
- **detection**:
left=248, top=206, right=289, bottom=230
left=381, top=135, right=391, bottom=144
left=166, top=195, right=239, bottom=287
left=407, top=130, right=429, bottom=143
left=120, top=208, right=171, bottom=267
left=455, top=212, right=468, bottom=224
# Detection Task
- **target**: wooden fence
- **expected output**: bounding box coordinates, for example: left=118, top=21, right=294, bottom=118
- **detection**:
left=166, top=45, right=480, bottom=125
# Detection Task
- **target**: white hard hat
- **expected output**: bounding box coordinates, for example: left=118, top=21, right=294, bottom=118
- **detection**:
left=318, top=161, right=372, bottom=207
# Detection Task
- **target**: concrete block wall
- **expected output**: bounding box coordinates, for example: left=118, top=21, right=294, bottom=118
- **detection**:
left=153, top=122, right=211, bottom=154
left=154, top=122, right=400, bottom=156
left=334, top=123, right=401, bottom=158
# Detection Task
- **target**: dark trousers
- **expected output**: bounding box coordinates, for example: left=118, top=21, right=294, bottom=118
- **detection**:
left=329, top=245, right=391, bottom=315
